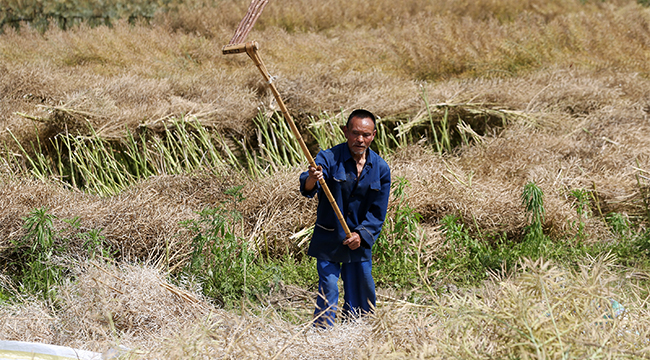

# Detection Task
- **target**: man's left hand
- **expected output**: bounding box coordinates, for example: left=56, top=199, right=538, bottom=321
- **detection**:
left=342, top=232, right=361, bottom=250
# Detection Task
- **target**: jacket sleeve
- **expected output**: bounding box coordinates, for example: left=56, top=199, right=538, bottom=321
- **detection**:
left=354, top=161, right=391, bottom=249
left=299, top=151, right=328, bottom=198
left=299, top=170, right=318, bottom=198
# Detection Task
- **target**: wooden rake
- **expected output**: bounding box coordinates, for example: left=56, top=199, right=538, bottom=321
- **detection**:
left=222, top=0, right=351, bottom=238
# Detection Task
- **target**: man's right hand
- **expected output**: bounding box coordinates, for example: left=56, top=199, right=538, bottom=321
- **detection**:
left=304, top=165, right=323, bottom=192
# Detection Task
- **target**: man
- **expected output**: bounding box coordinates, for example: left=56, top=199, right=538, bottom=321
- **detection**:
left=300, top=109, right=391, bottom=327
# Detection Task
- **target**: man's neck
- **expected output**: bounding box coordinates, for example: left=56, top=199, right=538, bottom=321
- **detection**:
left=351, top=150, right=366, bottom=163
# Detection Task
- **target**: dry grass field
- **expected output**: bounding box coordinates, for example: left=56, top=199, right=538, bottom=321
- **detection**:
left=2, top=0, right=650, bottom=358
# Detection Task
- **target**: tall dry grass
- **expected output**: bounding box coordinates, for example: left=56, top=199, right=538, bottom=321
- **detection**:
left=1, top=0, right=648, bottom=142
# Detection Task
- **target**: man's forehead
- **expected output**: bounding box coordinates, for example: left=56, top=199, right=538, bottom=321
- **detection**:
left=348, top=116, right=375, bottom=129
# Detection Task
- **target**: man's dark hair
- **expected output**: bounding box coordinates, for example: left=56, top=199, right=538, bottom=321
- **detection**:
left=346, top=109, right=376, bottom=128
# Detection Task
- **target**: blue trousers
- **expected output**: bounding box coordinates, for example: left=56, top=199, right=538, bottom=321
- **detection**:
left=313, top=259, right=376, bottom=327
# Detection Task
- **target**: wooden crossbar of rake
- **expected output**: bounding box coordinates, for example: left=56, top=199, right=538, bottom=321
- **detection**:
left=222, top=2, right=352, bottom=239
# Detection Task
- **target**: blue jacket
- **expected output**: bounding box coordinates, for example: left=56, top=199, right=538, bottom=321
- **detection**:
left=300, top=143, right=391, bottom=263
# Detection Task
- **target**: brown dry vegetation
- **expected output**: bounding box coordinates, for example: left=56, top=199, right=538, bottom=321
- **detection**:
left=1, top=254, right=648, bottom=358
left=2, top=0, right=650, bottom=358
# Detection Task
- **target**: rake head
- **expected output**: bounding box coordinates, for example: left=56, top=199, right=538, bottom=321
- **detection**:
left=222, top=0, right=269, bottom=55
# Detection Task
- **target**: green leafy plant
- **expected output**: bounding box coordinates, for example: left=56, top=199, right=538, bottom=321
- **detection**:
left=606, top=212, right=631, bottom=237
left=181, top=186, right=263, bottom=307
left=79, top=228, right=113, bottom=260
left=4, top=207, right=115, bottom=301
left=259, top=253, right=318, bottom=294
left=434, top=214, right=504, bottom=284
left=431, top=183, right=559, bottom=285
left=602, top=212, right=639, bottom=260
left=183, top=205, right=254, bottom=307
left=634, top=231, right=650, bottom=259
left=373, top=177, right=423, bottom=288
left=9, top=207, right=67, bottom=300
left=569, top=188, right=592, bottom=240
left=182, top=202, right=320, bottom=308
left=603, top=212, right=650, bottom=264
left=522, top=181, right=547, bottom=249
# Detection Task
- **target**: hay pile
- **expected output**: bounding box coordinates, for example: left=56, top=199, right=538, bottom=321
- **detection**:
left=2, top=68, right=649, bottom=265
left=0, top=174, right=254, bottom=266
left=390, top=69, right=650, bottom=242
left=0, top=260, right=371, bottom=358
left=0, top=261, right=212, bottom=353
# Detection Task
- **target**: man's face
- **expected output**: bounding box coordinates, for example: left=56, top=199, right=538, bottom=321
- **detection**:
left=344, top=116, right=376, bottom=156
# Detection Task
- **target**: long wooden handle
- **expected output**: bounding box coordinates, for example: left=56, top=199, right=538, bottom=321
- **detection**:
left=237, top=42, right=352, bottom=238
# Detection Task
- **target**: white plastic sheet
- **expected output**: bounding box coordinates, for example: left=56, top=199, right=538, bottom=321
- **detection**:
left=0, top=340, right=102, bottom=360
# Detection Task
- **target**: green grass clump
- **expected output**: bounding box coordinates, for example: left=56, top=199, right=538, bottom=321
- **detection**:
left=182, top=205, right=256, bottom=307
left=521, top=181, right=549, bottom=253
left=431, top=182, right=551, bottom=285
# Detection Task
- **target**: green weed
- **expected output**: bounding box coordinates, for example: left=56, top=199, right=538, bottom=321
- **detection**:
left=181, top=186, right=317, bottom=308
left=4, top=207, right=116, bottom=301
left=182, top=205, right=257, bottom=307
left=607, top=212, right=631, bottom=237
left=522, top=181, right=547, bottom=248
left=432, top=186, right=650, bottom=287
left=373, top=177, right=423, bottom=289
left=181, top=204, right=320, bottom=308
left=569, top=188, right=592, bottom=240
left=433, top=214, right=507, bottom=284
left=79, top=228, right=113, bottom=260
left=8, top=207, right=67, bottom=300
left=601, top=212, right=650, bottom=266
left=433, top=182, right=561, bottom=285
